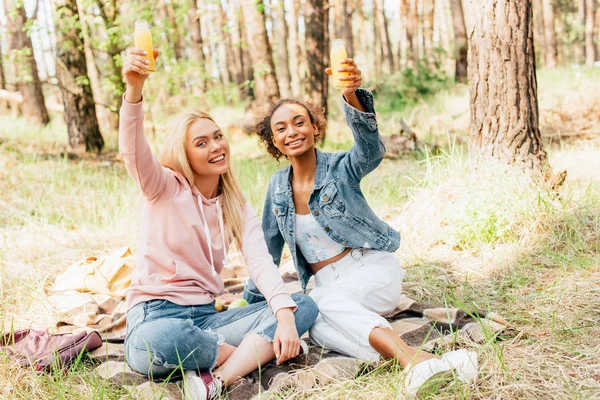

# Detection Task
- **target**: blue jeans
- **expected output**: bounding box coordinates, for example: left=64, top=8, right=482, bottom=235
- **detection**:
left=124, top=294, right=318, bottom=379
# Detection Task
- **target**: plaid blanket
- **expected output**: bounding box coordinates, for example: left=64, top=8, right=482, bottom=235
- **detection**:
left=47, top=249, right=507, bottom=399
left=90, top=291, right=507, bottom=399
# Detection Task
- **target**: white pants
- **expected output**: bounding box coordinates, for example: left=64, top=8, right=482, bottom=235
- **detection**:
left=309, top=249, right=406, bottom=362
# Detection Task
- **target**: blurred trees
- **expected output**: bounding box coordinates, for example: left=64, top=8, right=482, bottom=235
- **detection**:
left=0, top=0, right=598, bottom=152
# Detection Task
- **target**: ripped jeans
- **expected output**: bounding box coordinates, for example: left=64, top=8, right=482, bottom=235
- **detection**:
left=124, top=294, right=317, bottom=379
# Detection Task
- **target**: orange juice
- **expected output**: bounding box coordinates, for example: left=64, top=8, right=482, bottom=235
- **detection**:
left=134, top=20, right=155, bottom=72
left=331, top=39, right=349, bottom=89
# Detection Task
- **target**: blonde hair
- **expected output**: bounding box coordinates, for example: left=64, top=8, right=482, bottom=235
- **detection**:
left=158, top=112, right=246, bottom=248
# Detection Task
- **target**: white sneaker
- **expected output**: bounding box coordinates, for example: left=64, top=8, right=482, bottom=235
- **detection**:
left=404, top=350, right=478, bottom=396
left=183, top=370, right=224, bottom=400
left=299, top=339, right=309, bottom=356
left=405, top=358, right=448, bottom=396
left=440, top=349, right=478, bottom=382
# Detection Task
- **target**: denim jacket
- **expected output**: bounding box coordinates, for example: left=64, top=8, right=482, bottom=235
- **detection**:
left=244, top=89, right=401, bottom=303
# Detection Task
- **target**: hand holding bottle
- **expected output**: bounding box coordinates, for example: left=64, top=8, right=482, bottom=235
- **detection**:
left=123, top=48, right=159, bottom=103
left=326, top=58, right=363, bottom=97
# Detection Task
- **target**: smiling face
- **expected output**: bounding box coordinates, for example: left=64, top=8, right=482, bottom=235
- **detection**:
left=270, top=103, right=317, bottom=158
left=184, top=118, right=230, bottom=178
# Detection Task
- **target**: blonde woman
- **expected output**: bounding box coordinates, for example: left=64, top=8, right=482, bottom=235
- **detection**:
left=120, top=48, right=318, bottom=400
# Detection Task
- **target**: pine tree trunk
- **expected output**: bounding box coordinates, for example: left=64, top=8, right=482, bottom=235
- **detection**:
left=585, top=0, right=596, bottom=65
left=305, top=0, right=329, bottom=118
left=449, top=0, right=468, bottom=83
left=242, top=0, right=280, bottom=104
left=289, top=0, right=303, bottom=96
left=468, top=0, right=548, bottom=178
left=272, top=0, right=292, bottom=97
left=4, top=0, right=50, bottom=125
left=374, top=0, right=395, bottom=73
left=541, top=0, right=558, bottom=67
left=54, top=0, right=103, bottom=152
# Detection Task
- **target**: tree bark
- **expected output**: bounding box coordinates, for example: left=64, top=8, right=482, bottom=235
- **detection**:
left=468, top=0, right=548, bottom=178
left=242, top=0, right=280, bottom=104
left=54, top=0, right=104, bottom=152
left=449, top=0, right=468, bottom=82
left=374, top=0, right=395, bottom=73
left=305, top=0, right=329, bottom=119
left=585, top=0, right=596, bottom=65
left=541, top=0, right=558, bottom=67
left=237, top=0, right=254, bottom=98
left=4, top=0, right=50, bottom=125
left=272, top=0, right=292, bottom=97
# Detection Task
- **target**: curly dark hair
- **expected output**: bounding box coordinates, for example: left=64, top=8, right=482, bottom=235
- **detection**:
left=256, top=99, right=328, bottom=162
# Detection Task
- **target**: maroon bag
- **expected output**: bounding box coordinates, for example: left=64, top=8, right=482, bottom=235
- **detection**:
left=0, top=329, right=103, bottom=371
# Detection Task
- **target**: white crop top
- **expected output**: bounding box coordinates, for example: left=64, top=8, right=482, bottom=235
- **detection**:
left=294, top=213, right=346, bottom=263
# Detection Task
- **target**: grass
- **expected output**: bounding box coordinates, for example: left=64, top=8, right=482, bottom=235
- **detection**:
left=1, top=66, right=600, bottom=398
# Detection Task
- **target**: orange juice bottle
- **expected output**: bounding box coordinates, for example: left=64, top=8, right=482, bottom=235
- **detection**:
left=331, top=39, right=349, bottom=89
left=134, top=20, right=155, bottom=72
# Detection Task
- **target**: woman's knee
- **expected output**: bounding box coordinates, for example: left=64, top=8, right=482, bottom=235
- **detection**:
left=290, top=294, right=319, bottom=330
left=126, top=318, right=218, bottom=377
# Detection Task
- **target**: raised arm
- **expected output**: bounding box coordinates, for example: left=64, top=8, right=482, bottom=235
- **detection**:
left=119, top=48, right=178, bottom=201
left=326, top=59, right=386, bottom=184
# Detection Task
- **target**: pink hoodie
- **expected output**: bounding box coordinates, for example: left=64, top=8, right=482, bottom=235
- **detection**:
left=119, top=97, right=296, bottom=314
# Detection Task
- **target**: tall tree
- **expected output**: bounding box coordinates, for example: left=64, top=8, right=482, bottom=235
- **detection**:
left=188, top=0, right=207, bottom=91
left=468, top=0, right=548, bottom=178
left=242, top=0, right=280, bottom=104
left=288, top=0, right=303, bottom=96
left=374, top=0, right=395, bottom=73
left=272, top=0, right=292, bottom=97
left=585, top=0, right=596, bottom=65
left=54, top=0, right=104, bottom=152
left=4, top=0, right=50, bottom=125
left=541, top=0, right=558, bottom=67
left=305, top=0, right=329, bottom=118
left=449, top=0, right=468, bottom=82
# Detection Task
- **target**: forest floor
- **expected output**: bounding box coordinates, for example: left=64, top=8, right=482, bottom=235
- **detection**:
left=0, top=67, right=599, bottom=399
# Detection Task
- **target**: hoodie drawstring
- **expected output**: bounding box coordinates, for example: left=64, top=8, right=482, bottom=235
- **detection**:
left=197, top=196, right=228, bottom=276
